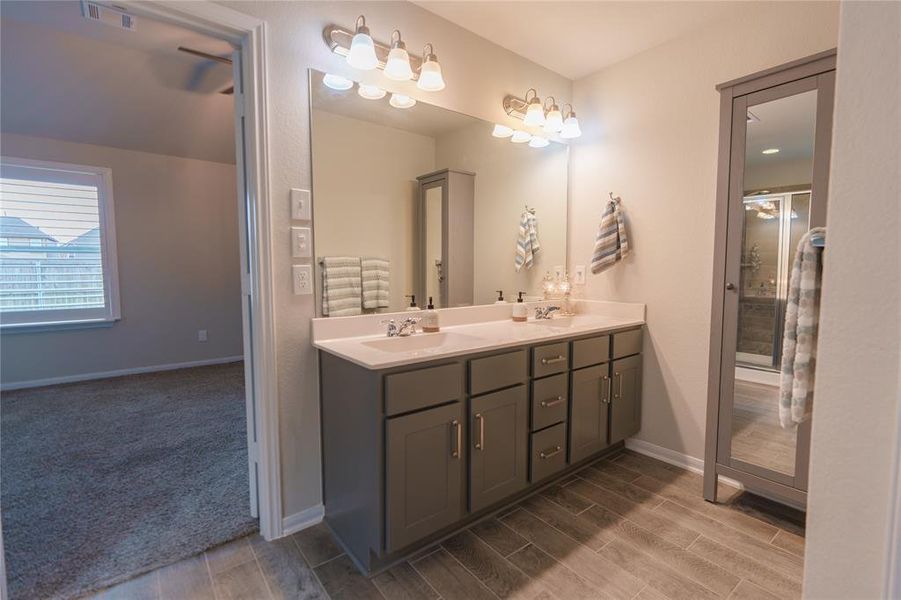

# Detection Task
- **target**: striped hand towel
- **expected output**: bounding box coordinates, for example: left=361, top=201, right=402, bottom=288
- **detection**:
left=321, top=256, right=362, bottom=317
left=362, top=257, right=390, bottom=309
left=590, top=199, right=630, bottom=274
left=779, top=227, right=824, bottom=428
left=515, top=211, right=541, bottom=272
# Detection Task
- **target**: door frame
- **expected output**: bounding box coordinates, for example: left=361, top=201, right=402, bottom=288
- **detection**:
left=703, top=49, right=836, bottom=507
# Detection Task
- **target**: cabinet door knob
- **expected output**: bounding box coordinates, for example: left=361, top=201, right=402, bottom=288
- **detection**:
left=726, top=282, right=736, bottom=291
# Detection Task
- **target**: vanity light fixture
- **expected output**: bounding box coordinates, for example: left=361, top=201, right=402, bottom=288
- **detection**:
left=542, top=97, right=564, bottom=134
left=346, top=16, right=378, bottom=71
left=522, top=89, right=545, bottom=127
left=762, top=148, right=780, bottom=154
left=357, top=83, right=386, bottom=100
left=510, top=130, right=532, bottom=143
left=384, top=30, right=414, bottom=81
left=417, top=44, right=446, bottom=91
left=559, top=105, right=582, bottom=139
left=322, top=73, right=354, bottom=91
left=503, top=91, right=582, bottom=139
left=389, top=93, right=416, bottom=109
left=492, top=124, right=514, bottom=138
left=528, top=135, right=549, bottom=148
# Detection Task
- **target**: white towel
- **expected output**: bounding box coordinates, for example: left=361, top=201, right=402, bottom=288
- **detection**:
left=321, top=256, right=362, bottom=317
left=361, top=257, right=390, bottom=309
left=515, top=212, right=541, bottom=271
left=590, top=199, right=630, bottom=274
left=779, top=227, right=824, bottom=428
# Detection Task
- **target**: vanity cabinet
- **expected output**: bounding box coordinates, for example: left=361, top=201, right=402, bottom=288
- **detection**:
left=570, top=364, right=611, bottom=463
left=610, top=354, right=642, bottom=444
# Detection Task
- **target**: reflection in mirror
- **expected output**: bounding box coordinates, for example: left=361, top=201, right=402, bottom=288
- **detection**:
left=309, top=69, right=568, bottom=316
left=730, top=89, right=817, bottom=476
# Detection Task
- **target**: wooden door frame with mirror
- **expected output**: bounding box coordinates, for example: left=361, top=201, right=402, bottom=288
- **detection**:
left=704, top=49, right=836, bottom=509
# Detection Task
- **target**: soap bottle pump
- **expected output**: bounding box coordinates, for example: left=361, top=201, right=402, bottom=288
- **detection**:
left=422, top=297, right=440, bottom=333
left=494, top=290, right=506, bottom=304
left=405, top=294, right=421, bottom=311
left=512, top=291, right=528, bottom=322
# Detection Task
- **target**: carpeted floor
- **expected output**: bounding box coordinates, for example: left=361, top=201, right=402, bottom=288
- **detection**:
left=0, top=362, right=259, bottom=600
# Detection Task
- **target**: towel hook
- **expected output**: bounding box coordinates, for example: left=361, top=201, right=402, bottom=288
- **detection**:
left=524, top=204, right=536, bottom=215
left=609, top=192, right=622, bottom=204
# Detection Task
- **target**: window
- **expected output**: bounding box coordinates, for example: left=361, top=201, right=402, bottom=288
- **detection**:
left=0, top=157, right=120, bottom=329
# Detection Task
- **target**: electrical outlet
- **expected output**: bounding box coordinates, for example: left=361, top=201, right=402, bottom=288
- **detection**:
left=197, top=329, right=208, bottom=342
left=291, top=226, right=312, bottom=258
left=290, top=188, right=311, bottom=220
left=293, top=264, right=313, bottom=295
left=573, top=265, right=586, bottom=285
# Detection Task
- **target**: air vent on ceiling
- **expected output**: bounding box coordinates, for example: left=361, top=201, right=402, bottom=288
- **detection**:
left=80, top=1, right=137, bottom=32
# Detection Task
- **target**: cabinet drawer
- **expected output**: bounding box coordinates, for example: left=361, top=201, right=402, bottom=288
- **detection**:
left=612, top=328, right=642, bottom=359
left=572, top=335, right=610, bottom=369
left=530, top=422, right=567, bottom=483
left=385, top=363, right=463, bottom=416
left=531, top=373, right=568, bottom=431
left=532, top=342, right=569, bottom=378
left=470, top=350, right=527, bottom=396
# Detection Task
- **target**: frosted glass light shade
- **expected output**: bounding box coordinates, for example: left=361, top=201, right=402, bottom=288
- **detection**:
left=357, top=84, right=386, bottom=100
left=524, top=101, right=545, bottom=127
left=322, top=73, right=353, bottom=91
left=384, top=46, right=414, bottom=81
left=528, top=136, right=549, bottom=148
left=389, top=93, right=416, bottom=109
left=417, top=60, right=445, bottom=91
left=559, top=115, right=582, bottom=139
left=347, top=32, right=378, bottom=70
left=543, top=107, right=564, bottom=133
left=511, top=130, right=532, bottom=143
left=492, top=124, right=514, bottom=138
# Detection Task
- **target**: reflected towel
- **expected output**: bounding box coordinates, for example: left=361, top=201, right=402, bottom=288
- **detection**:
left=515, top=211, right=541, bottom=271
left=590, top=199, right=630, bottom=274
left=321, top=256, right=362, bottom=317
left=362, top=257, right=390, bottom=309
left=779, top=227, right=825, bottom=428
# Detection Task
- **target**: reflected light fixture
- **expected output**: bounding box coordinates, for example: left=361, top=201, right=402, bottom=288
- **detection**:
left=346, top=16, right=378, bottom=70
left=384, top=30, right=414, bottom=81
left=417, top=43, right=446, bottom=91
left=560, top=104, right=582, bottom=139
left=543, top=97, right=564, bottom=133
left=389, top=93, right=416, bottom=109
left=322, top=73, right=353, bottom=91
left=523, top=89, right=545, bottom=127
left=762, top=148, right=780, bottom=154
left=511, top=130, right=532, bottom=143
left=528, top=135, right=549, bottom=148
left=492, top=124, right=514, bottom=138
left=357, top=83, right=386, bottom=100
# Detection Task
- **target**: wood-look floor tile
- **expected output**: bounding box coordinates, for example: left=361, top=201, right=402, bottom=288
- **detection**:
left=99, top=570, right=160, bottom=600
left=612, top=453, right=701, bottom=493
left=251, top=535, right=328, bottom=600
left=506, top=544, right=601, bottom=600
left=569, top=480, right=699, bottom=548
left=412, top=547, right=495, bottom=600
left=579, top=466, right=665, bottom=506
left=689, top=536, right=801, bottom=599
left=519, top=494, right=614, bottom=550
left=470, top=517, right=530, bottom=557
left=442, top=530, right=548, bottom=599
left=655, top=501, right=803, bottom=580
left=292, top=523, right=343, bottom=568
left=726, top=580, right=781, bottom=600
left=599, top=539, right=720, bottom=600
left=158, top=555, right=214, bottom=600
left=206, top=536, right=256, bottom=575
left=540, top=483, right=594, bottom=514
left=314, top=554, right=383, bottom=600
left=502, top=508, right=643, bottom=600
left=770, top=529, right=805, bottom=557
left=372, top=562, right=439, bottom=600
left=726, top=492, right=806, bottom=536
left=212, top=559, right=272, bottom=600
left=633, top=586, right=669, bottom=600
left=631, top=476, right=778, bottom=542
left=588, top=459, right=642, bottom=483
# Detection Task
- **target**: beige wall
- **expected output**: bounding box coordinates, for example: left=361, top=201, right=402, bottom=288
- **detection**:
left=311, top=109, right=435, bottom=311
left=568, top=1, right=839, bottom=461
left=435, top=122, right=569, bottom=304
left=0, top=133, right=242, bottom=386
left=804, top=1, right=901, bottom=596
left=220, top=0, right=572, bottom=519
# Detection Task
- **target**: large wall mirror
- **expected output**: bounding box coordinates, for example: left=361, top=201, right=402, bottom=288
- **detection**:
left=309, top=69, right=569, bottom=316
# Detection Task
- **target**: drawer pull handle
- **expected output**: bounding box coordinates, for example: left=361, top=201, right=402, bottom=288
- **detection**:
left=539, top=445, right=563, bottom=460
left=451, top=419, right=461, bottom=458
left=541, top=355, right=567, bottom=365
left=601, top=375, right=610, bottom=404
left=475, top=413, right=484, bottom=450
left=540, top=396, right=565, bottom=408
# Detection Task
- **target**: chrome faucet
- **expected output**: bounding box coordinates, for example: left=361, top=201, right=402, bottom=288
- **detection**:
left=382, top=317, right=419, bottom=337
left=534, top=306, right=561, bottom=320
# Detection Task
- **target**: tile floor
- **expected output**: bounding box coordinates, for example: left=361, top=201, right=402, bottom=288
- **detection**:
left=88, top=450, right=805, bottom=600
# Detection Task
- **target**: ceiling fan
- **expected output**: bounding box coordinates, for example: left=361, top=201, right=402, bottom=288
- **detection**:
left=177, top=46, right=234, bottom=95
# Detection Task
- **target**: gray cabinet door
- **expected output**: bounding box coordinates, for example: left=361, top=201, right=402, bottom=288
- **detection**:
left=569, top=364, right=610, bottom=463
left=470, top=386, right=528, bottom=511
left=610, top=354, right=642, bottom=444
left=386, top=402, right=464, bottom=552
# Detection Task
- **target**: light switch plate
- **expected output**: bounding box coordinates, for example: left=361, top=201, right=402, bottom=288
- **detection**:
left=293, top=264, right=313, bottom=295
left=553, top=265, right=565, bottom=279
left=573, top=265, right=586, bottom=285
left=290, top=188, right=311, bottom=220
left=291, top=226, right=312, bottom=258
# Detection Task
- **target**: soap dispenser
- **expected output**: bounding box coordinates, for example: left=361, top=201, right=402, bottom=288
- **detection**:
left=512, top=291, right=528, bottom=322
left=422, top=297, right=440, bottom=333
left=494, top=290, right=506, bottom=304
left=405, top=294, right=421, bottom=311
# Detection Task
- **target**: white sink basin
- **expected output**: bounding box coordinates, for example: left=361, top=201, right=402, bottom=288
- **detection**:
left=527, top=316, right=576, bottom=328
left=362, top=332, right=485, bottom=353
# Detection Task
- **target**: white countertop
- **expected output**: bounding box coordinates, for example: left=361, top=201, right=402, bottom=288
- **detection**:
left=312, top=300, right=645, bottom=370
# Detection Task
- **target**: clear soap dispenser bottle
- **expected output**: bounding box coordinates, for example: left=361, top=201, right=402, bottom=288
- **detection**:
left=494, top=290, right=506, bottom=304
left=422, top=297, right=440, bottom=333
left=405, top=295, right=421, bottom=311
left=512, top=291, right=528, bottom=322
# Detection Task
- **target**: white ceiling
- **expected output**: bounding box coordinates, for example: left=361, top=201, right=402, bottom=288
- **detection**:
left=414, top=1, right=754, bottom=80
left=0, top=1, right=236, bottom=164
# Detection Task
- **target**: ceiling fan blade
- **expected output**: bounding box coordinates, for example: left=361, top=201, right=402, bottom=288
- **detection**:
left=220, top=86, right=235, bottom=95
left=177, top=46, right=232, bottom=65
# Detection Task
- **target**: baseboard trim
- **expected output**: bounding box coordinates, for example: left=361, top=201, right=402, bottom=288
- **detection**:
left=282, top=504, right=324, bottom=537
left=625, top=438, right=744, bottom=490
left=1, top=356, right=244, bottom=391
